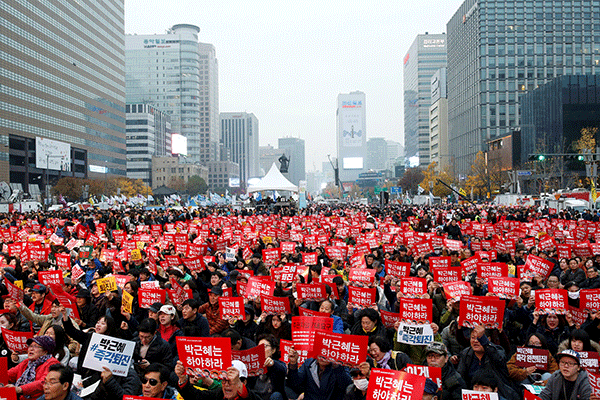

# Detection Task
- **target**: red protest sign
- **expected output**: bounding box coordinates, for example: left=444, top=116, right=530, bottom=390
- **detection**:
left=1, top=329, right=33, bottom=353
left=38, top=270, right=64, bottom=286
left=385, top=261, right=410, bottom=278
left=219, top=297, right=245, bottom=320
left=430, top=256, right=451, bottom=269
left=261, top=294, right=291, bottom=315
left=588, top=370, right=600, bottom=396
left=461, top=255, right=481, bottom=277
left=280, top=339, right=309, bottom=366
left=524, top=254, right=554, bottom=278
left=245, top=277, right=275, bottom=298
left=348, top=286, right=377, bottom=308
left=399, top=277, right=427, bottom=298
left=5, top=279, right=23, bottom=302
left=581, top=289, right=600, bottom=313
left=459, top=295, right=505, bottom=330
left=477, top=262, right=508, bottom=280
left=580, top=351, right=600, bottom=374
left=167, top=278, right=190, bottom=307
left=0, top=356, right=7, bottom=385
left=0, top=388, right=17, bottom=400
left=399, top=298, right=432, bottom=324
left=262, top=248, right=281, bottom=266
left=310, top=331, right=368, bottom=367
left=138, top=288, right=166, bottom=309
left=433, top=267, right=462, bottom=284
left=291, top=316, right=333, bottom=349
left=366, top=369, right=426, bottom=400
left=49, top=283, right=80, bottom=319
left=535, top=289, right=568, bottom=314
left=487, top=277, right=520, bottom=300
left=232, top=344, right=266, bottom=377
left=176, top=337, right=231, bottom=378
left=296, top=283, right=328, bottom=301
left=349, top=268, right=376, bottom=284
left=443, top=281, right=471, bottom=301
left=514, top=347, right=549, bottom=370
left=303, top=252, right=318, bottom=265
left=380, top=310, right=401, bottom=328
left=278, top=264, right=298, bottom=283
left=403, top=364, right=442, bottom=390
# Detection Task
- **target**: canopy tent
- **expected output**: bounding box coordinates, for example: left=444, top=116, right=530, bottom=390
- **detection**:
left=247, top=163, right=298, bottom=193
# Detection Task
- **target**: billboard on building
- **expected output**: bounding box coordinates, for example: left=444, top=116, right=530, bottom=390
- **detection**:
left=36, top=137, right=71, bottom=171
left=340, top=101, right=364, bottom=148
left=343, top=157, right=364, bottom=169
left=171, top=134, right=188, bottom=156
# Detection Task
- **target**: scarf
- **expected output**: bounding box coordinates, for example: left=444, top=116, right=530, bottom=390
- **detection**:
left=378, top=351, right=392, bottom=369
left=15, top=354, right=52, bottom=387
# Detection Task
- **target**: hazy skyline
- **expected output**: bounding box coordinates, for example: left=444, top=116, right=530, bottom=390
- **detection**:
left=124, top=0, right=465, bottom=172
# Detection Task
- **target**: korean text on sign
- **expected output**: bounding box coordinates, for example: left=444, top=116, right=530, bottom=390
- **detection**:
left=82, top=333, right=135, bottom=377
left=366, top=369, right=426, bottom=400
left=176, top=337, right=232, bottom=378
left=311, top=331, right=367, bottom=367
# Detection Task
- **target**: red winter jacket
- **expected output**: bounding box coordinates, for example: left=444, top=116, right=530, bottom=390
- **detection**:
left=8, top=356, right=60, bottom=399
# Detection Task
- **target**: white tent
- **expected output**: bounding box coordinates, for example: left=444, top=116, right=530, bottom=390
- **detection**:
left=247, top=163, right=298, bottom=193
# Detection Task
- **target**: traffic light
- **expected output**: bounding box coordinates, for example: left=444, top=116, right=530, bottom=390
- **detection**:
left=578, top=155, right=585, bottom=161
left=537, top=155, right=546, bottom=161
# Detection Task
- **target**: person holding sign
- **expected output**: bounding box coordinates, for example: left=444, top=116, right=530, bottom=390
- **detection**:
left=175, top=359, right=260, bottom=400
left=5, top=336, right=60, bottom=399
left=198, top=286, right=229, bottom=335
left=526, top=310, right=574, bottom=356
left=506, top=333, right=558, bottom=385
left=540, top=349, right=592, bottom=400
left=286, top=346, right=352, bottom=400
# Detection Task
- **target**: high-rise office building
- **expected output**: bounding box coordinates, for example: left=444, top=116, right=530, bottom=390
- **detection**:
left=1, top=0, right=126, bottom=193
left=430, top=68, right=449, bottom=174
left=278, top=137, right=306, bottom=185
left=125, top=24, right=219, bottom=165
left=259, top=145, right=280, bottom=176
left=386, top=140, right=404, bottom=170
left=366, top=138, right=389, bottom=171
left=403, top=33, right=447, bottom=168
left=126, top=103, right=171, bottom=186
left=220, top=112, right=259, bottom=187
left=337, top=91, right=366, bottom=182
left=447, top=0, right=600, bottom=175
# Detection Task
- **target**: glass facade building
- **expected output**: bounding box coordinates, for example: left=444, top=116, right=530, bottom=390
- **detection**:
left=447, top=0, right=600, bottom=175
left=403, top=34, right=447, bottom=168
left=220, top=112, right=259, bottom=187
left=126, top=103, right=171, bottom=186
left=278, top=137, right=306, bottom=186
left=0, top=0, right=126, bottom=189
left=126, top=24, right=219, bottom=166
left=521, top=75, right=600, bottom=164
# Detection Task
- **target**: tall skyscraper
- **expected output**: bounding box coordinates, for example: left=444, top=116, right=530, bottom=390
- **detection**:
left=430, top=68, right=449, bottom=174
left=337, top=91, right=366, bottom=182
left=447, top=0, right=600, bottom=175
left=278, top=137, right=306, bottom=185
left=220, top=112, right=259, bottom=187
left=1, top=0, right=126, bottom=192
left=125, top=24, right=219, bottom=165
left=126, top=103, right=171, bottom=186
left=386, top=140, right=404, bottom=170
left=366, top=138, right=389, bottom=171
left=403, top=33, right=447, bottom=168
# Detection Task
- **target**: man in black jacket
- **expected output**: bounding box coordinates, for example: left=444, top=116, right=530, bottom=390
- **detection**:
left=134, top=318, right=173, bottom=372
left=424, top=342, right=466, bottom=400
left=177, top=299, right=210, bottom=337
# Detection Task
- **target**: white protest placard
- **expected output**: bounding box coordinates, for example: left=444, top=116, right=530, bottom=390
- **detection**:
left=462, top=390, right=499, bottom=400
left=397, top=322, right=434, bottom=345
left=82, top=333, right=135, bottom=377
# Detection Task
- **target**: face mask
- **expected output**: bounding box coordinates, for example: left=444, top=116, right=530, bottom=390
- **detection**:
left=354, top=379, right=369, bottom=391
left=568, top=291, right=580, bottom=299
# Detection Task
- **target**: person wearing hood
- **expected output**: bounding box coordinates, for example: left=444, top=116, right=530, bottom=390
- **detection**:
left=540, top=349, right=592, bottom=400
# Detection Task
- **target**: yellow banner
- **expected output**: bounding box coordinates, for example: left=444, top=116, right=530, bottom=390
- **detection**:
left=122, top=290, right=133, bottom=314
left=97, top=276, right=117, bottom=294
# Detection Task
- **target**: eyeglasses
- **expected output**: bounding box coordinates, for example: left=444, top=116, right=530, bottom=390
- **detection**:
left=43, top=380, right=61, bottom=386
left=559, top=361, right=578, bottom=367
left=141, top=377, right=160, bottom=386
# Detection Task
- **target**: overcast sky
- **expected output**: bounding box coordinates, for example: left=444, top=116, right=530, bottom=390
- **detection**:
left=124, top=0, right=465, bottom=172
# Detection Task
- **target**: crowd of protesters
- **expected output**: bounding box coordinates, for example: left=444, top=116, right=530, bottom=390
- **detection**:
left=0, top=202, right=598, bottom=400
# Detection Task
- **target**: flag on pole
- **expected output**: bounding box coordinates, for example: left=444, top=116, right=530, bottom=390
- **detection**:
left=429, top=191, right=435, bottom=205
left=592, top=179, right=598, bottom=204
left=417, top=185, right=425, bottom=195
left=459, top=188, right=467, bottom=198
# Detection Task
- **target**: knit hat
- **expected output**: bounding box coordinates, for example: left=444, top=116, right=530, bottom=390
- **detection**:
left=423, top=378, right=438, bottom=395
left=27, top=336, right=56, bottom=353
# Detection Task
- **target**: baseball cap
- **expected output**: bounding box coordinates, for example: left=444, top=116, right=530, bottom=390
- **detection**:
left=231, top=360, right=248, bottom=378
left=148, top=302, right=163, bottom=313
left=32, top=284, right=47, bottom=293
left=423, top=378, right=438, bottom=395
left=159, top=305, right=177, bottom=316
left=209, top=286, right=223, bottom=296
left=425, top=342, right=448, bottom=356
left=556, top=349, right=580, bottom=365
